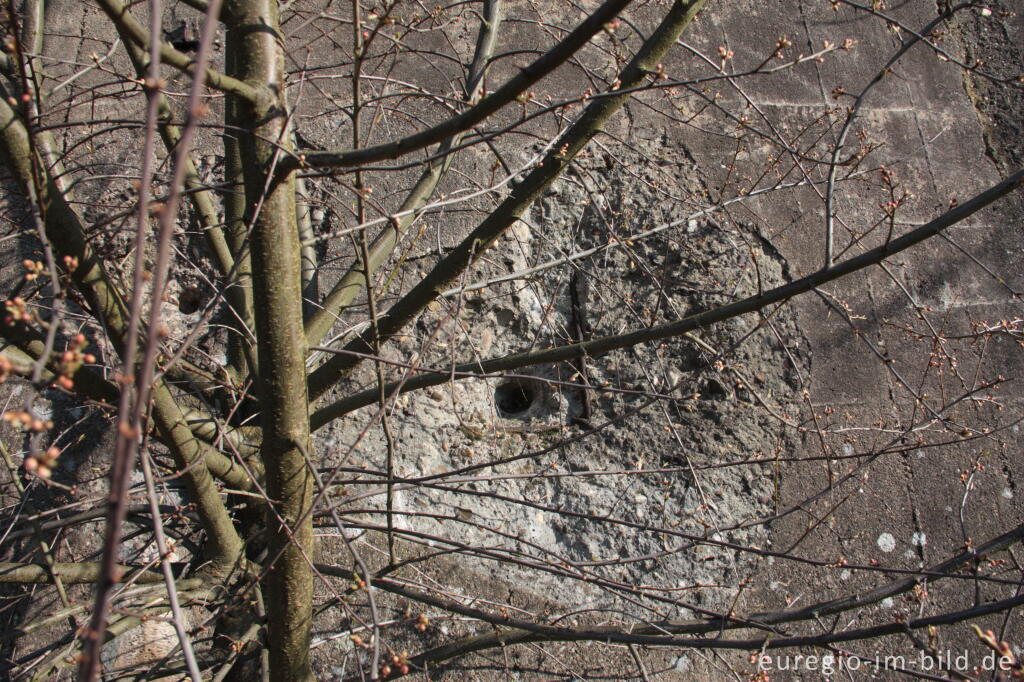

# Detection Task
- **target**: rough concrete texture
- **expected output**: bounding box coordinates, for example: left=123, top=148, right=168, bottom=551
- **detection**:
left=0, top=0, right=1021, bottom=680
left=309, top=2, right=1024, bottom=677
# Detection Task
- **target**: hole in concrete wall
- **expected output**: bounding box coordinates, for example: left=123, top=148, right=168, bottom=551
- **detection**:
left=179, top=287, right=202, bottom=314
left=495, top=379, right=539, bottom=418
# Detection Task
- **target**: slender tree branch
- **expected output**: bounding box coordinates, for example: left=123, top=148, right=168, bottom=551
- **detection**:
left=824, top=4, right=966, bottom=268
left=307, top=0, right=708, bottom=401
left=304, top=0, right=505, bottom=347
left=281, top=0, right=634, bottom=173
left=324, top=517, right=1024, bottom=679
left=311, top=168, right=1023, bottom=427
left=0, top=561, right=175, bottom=584
left=352, top=594, right=1024, bottom=680
left=94, top=0, right=260, bottom=102
left=0, top=322, right=118, bottom=404
left=80, top=4, right=241, bottom=674
left=117, top=36, right=261, bottom=382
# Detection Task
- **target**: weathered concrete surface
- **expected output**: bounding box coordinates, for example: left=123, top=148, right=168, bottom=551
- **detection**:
left=688, top=1, right=1024, bottom=680
left=306, top=1, right=1024, bottom=675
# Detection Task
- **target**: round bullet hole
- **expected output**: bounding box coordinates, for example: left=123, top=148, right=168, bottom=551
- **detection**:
left=494, top=379, right=538, bottom=417
left=178, top=287, right=202, bottom=314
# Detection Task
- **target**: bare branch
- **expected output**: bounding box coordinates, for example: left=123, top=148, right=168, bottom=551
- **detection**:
left=282, top=0, right=635, bottom=172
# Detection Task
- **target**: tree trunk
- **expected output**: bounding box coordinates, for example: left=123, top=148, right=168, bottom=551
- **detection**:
left=225, top=0, right=314, bottom=678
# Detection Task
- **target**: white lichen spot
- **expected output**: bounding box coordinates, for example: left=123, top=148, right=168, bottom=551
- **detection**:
left=675, top=655, right=691, bottom=672
left=881, top=597, right=894, bottom=608
left=1003, top=488, right=1014, bottom=500
left=877, top=532, right=897, bottom=553
left=840, top=569, right=851, bottom=581
left=911, top=531, right=927, bottom=547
